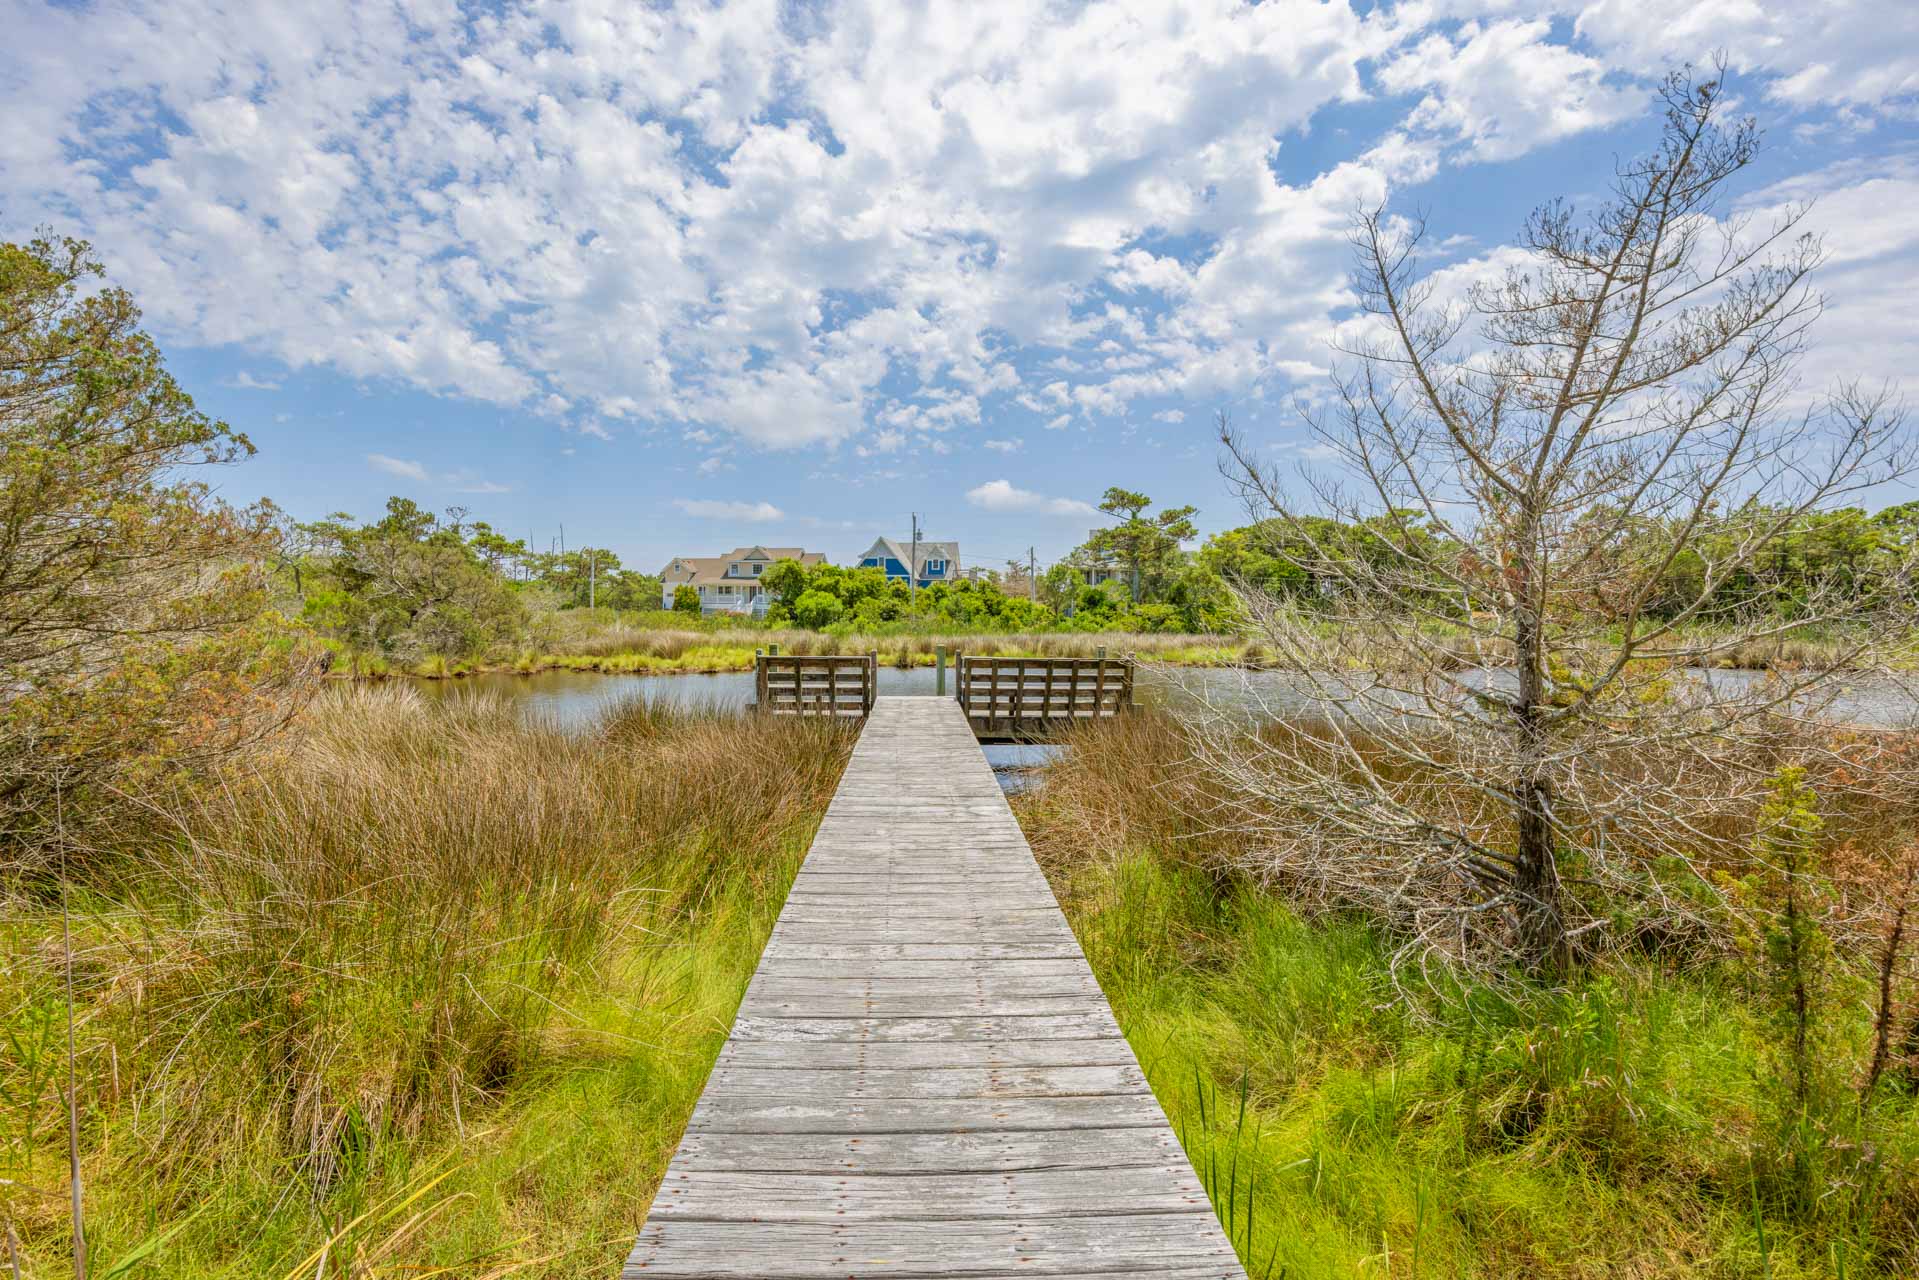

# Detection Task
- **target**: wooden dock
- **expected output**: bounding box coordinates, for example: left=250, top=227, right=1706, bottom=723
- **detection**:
left=753, top=653, right=1135, bottom=741
left=958, top=654, right=1134, bottom=742
left=625, top=696, right=1242, bottom=1279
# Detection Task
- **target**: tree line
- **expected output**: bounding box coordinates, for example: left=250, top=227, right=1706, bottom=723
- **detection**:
left=280, top=499, right=660, bottom=664
left=269, top=482, right=1919, bottom=671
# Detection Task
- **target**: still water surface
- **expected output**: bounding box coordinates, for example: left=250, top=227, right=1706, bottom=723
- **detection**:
left=410, top=664, right=1919, bottom=791
left=413, top=664, right=1919, bottom=730
left=411, top=667, right=1066, bottom=789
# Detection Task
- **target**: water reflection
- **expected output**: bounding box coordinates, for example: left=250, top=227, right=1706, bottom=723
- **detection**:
left=404, top=668, right=1067, bottom=791
left=407, top=663, right=1919, bottom=734
left=1147, top=665, right=1919, bottom=730
left=390, top=663, right=1917, bottom=792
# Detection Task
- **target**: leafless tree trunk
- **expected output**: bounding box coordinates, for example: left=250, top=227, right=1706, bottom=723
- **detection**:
left=1196, top=62, right=1914, bottom=977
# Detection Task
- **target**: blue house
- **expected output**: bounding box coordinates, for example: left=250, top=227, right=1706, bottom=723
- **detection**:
left=857, top=536, right=961, bottom=589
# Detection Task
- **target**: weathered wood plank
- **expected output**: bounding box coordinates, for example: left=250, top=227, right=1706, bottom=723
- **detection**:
left=700, top=1063, right=1149, bottom=1099
left=668, top=1125, right=1192, bottom=1175
left=712, top=1038, right=1143, bottom=1069
left=759, top=943, right=1086, bottom=960
left=624, top=697, right=1241, bottom=1280
left=647, top=1166, right=1208, bottom=1220
left=757, top=960, right=1093, bottom=980
left=683, top=1093, right=1170, bottom=1134
left=629, top=1216, right=1240, bottom=1278
left=746, top=973, right=1105, bottom=995
left=729, top=1013, right=1124, bottom=1041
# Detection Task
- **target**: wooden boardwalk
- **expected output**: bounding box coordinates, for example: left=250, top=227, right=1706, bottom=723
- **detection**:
left=625, top=696, right=1243, bottom=1279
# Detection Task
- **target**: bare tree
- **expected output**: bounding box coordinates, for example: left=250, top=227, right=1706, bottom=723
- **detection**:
left=1198, top=64, right=1914, bottom=976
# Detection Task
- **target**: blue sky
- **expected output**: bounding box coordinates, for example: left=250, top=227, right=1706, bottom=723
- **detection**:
left=5, top=0, right=1918, bottom=574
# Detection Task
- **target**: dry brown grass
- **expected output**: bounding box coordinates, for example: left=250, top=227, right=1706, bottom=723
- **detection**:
left=1018, top=707, right=1919, bottom=966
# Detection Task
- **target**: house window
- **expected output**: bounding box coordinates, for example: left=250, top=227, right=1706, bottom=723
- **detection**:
left=751, top=563, right=762, bottom=575
left=925, top=558, right=945, bottom=573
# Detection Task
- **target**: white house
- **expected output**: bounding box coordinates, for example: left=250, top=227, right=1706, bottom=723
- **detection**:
left=659, top=545, right=825, bottom=616
left=856, top=536, right=960, bottom=588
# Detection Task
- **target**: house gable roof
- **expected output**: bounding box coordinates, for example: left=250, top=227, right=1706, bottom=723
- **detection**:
left=662, top=548, right=826, bottom=587
left=725, top=545, right=814, bottom=561
left=858, top=537, right=960, bottom=575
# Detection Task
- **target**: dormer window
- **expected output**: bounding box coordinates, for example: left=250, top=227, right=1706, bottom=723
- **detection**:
left=925, top=558, right=945, bottom=573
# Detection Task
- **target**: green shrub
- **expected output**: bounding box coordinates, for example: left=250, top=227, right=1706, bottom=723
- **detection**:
left=792, top=588, right=844, bottom=629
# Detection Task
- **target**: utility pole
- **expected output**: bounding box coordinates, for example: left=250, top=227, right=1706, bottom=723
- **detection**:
left=1028, top=546, right=1038, bottom=602
left=909, top=512, right=920, bottom=607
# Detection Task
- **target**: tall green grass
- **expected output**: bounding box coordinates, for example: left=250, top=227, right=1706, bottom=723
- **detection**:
left=0, top=686, right=851, bottom=1276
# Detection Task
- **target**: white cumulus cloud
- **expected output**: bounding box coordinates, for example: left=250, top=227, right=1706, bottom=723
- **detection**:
left=1378, top=20, right=1641, bottom=162
left=366, top=453, right=511, bottom=494
left=674, top=498, right=785, bottom=522
left=5, top=0, right=1915, bottom=458
left=965, top=479, right=1099, bottom=517
left=367, top=454, right=430, bottom=484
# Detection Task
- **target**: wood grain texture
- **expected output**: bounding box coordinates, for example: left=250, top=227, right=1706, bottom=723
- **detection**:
left=623, top=697, right=1242, bottom=1279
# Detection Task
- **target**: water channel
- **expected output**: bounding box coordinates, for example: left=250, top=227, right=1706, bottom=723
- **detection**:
left=404, top=664, right=1919, bottom=792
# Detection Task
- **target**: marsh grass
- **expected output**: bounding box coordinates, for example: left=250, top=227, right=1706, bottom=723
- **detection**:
left=1, top=686, right=851, bottom=1276
left=384, top=627, right=1256, bottom=678
left=389, top=616, right=1895, bottom=682
left=1017, top=715, right=1919, bottom=1278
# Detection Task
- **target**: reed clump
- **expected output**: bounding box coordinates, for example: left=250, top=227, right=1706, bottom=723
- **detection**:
left=2, top=686, right=851, bottom=1275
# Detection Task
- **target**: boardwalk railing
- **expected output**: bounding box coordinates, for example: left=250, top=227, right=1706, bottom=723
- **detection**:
left=956, top=654, right=1134, bottom=739
left=754, top=652, right=877, bottom=718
